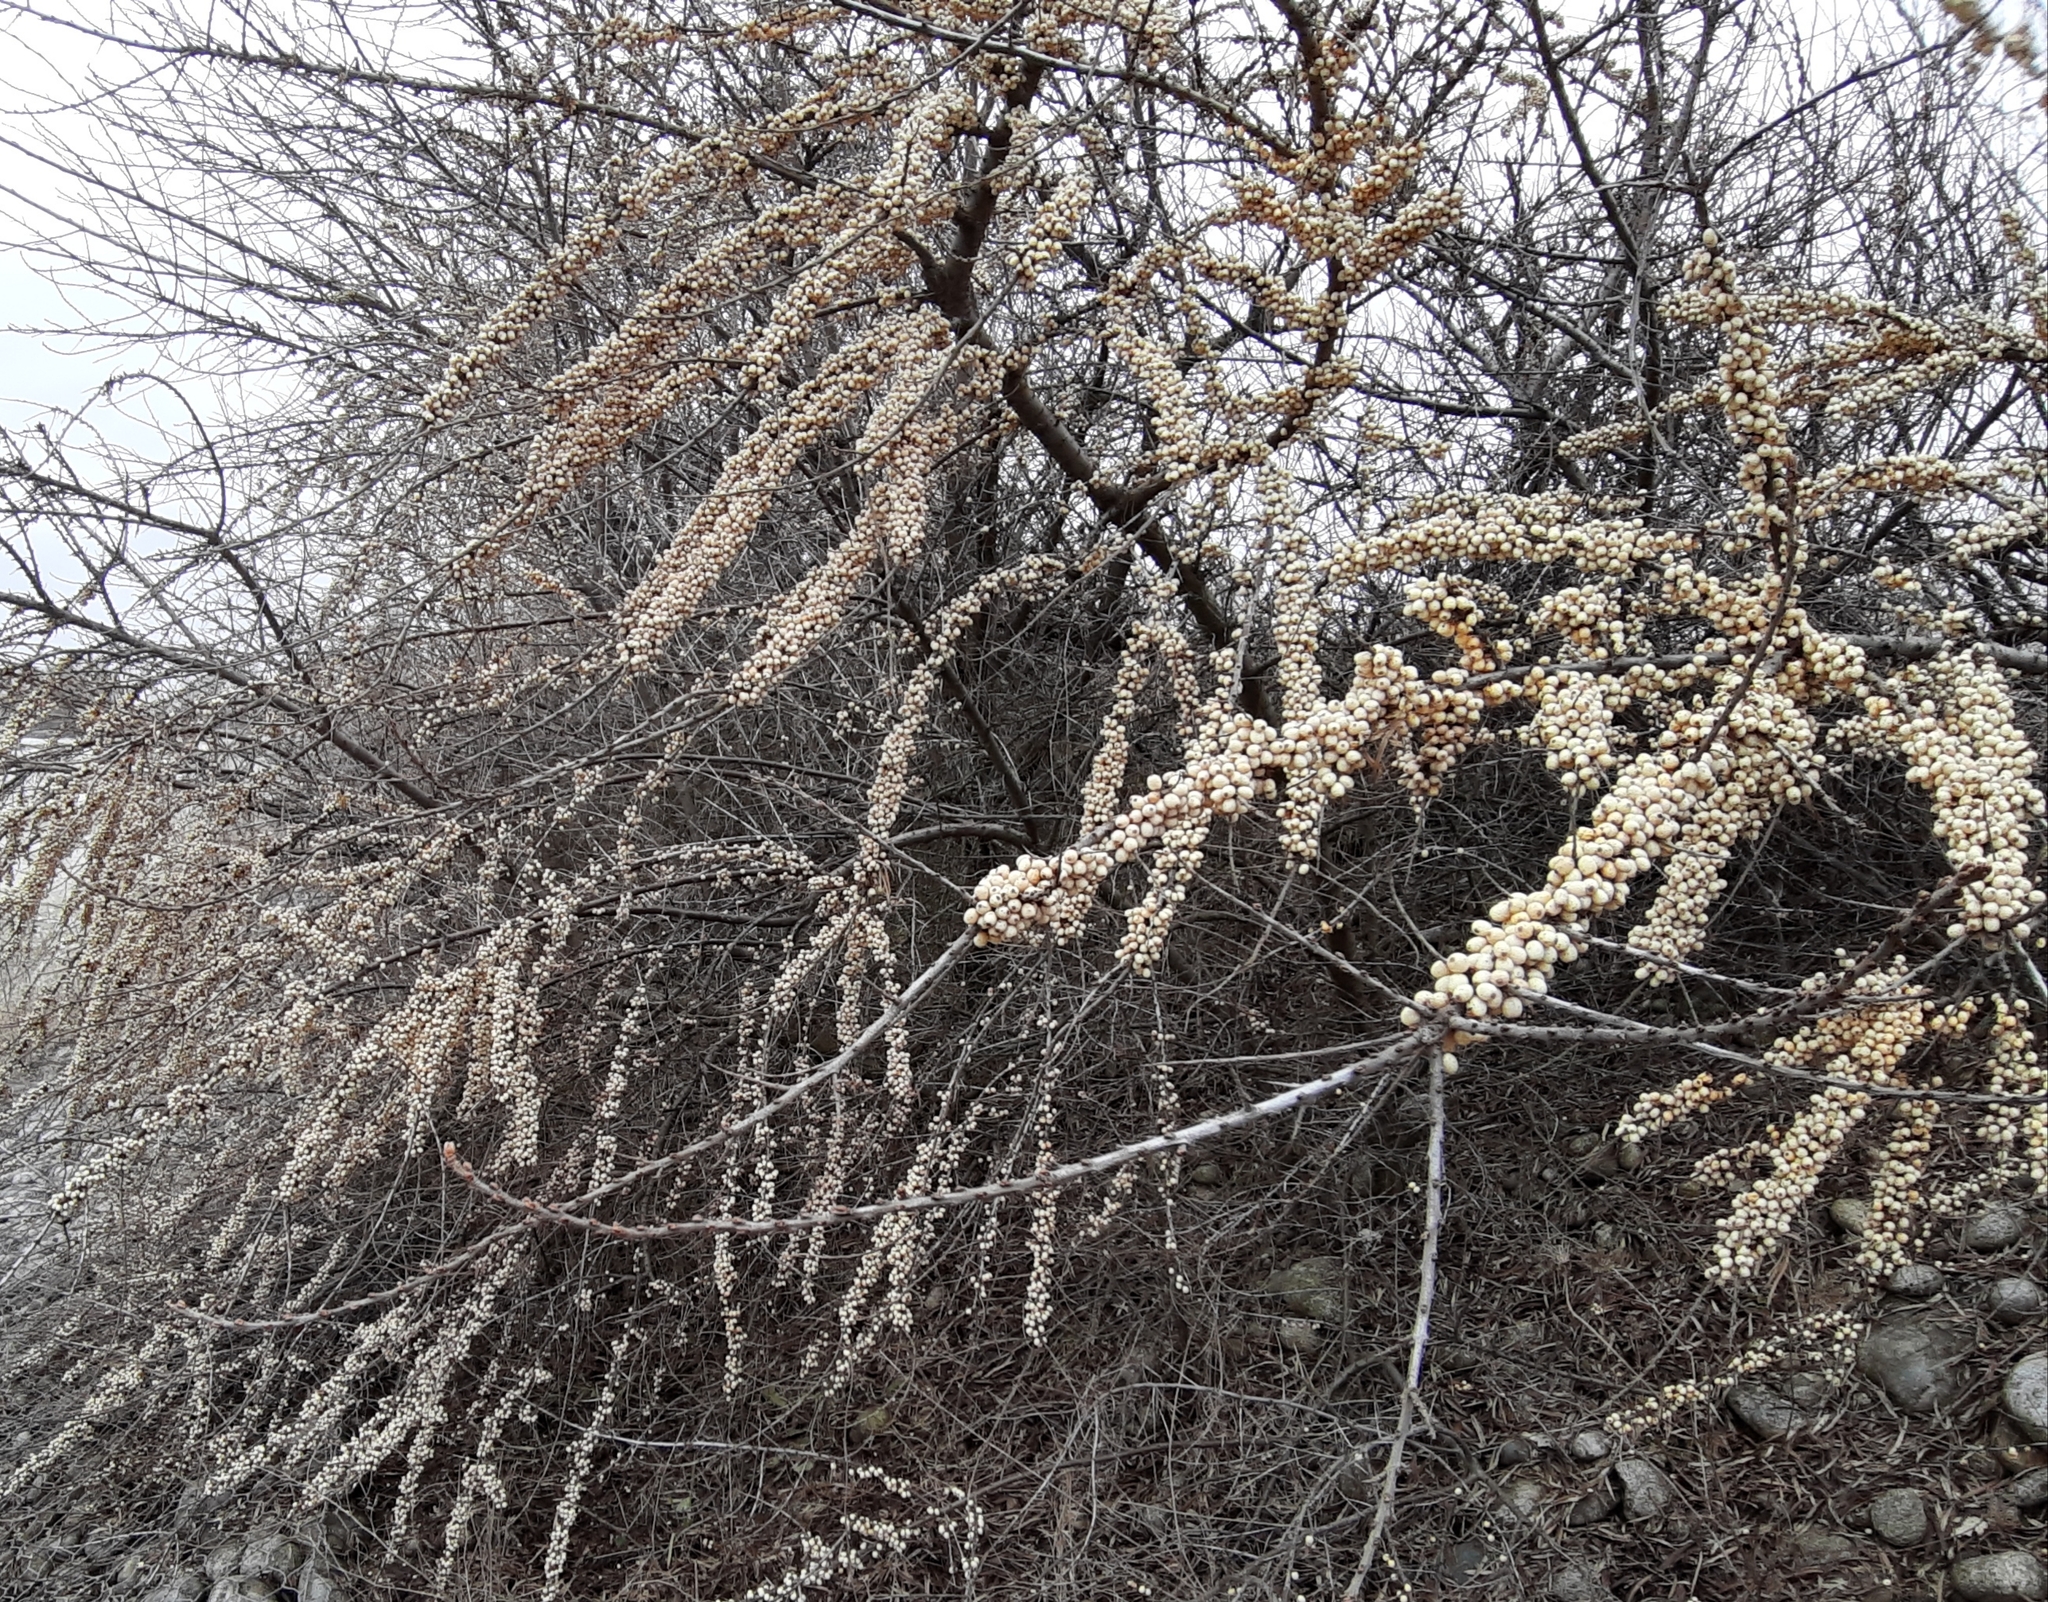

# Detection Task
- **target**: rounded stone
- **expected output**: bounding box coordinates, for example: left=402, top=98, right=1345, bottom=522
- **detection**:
left=1784, top=1529, right=1861, bottom=1569
left=1498, top=1477, right=1546, bottom=1523
left=1276, top=1316, right=1324, bottom=1353
left=1565, top=1426, right=1613, bottom=1462
left=1966, top=1205, right=2028, bottom=1252
left=237, top=1537, right=306, bottom=1581
left=1887, top=1262, right=1945, bottom=1298
left=1440, top=1536, right=1495, bottom=1584
left=1546, top=1562, right=1612, bottom=1602
left=1829, top=1197, right=1872, bottom=1236
left=1494, top=1435, right=1538, bottom=1468
left=2006, top=1465, right=2048, bottom=1510
left=1334, top=1456, right=1375, bottom=1504
left=851, top=1404, right=891, bottom=1439
left=293, top=1567, right=345, bottom=1602
left=1989, top=1278, right=2048, bottom=1325
left=1347, top=1157, right=1407, bottom=1198
left=1858, top=1316, right=1973, bottom=1413
left=1951, top=1551, right=2048, bottom=1602
left=1564, top=1481, right=1618, bottom=1526
left=1613, top=1457, right=1677, bottom=1520
left=1867, top=1487, right=1928, bottom=1548
left=1725, top=1381, right=1814, bottom=1440
left=1262, top=1257, right=1348, bottom=1323
left=319, top=1507, right=362, bottom=1558
left=2004, top=1352, right=2048, bottom=1441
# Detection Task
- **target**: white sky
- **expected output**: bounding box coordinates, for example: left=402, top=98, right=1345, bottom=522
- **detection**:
left=0, top=14, right=144, bottom=439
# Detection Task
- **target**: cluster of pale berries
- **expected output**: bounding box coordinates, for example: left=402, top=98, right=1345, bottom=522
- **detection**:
left=1976, top=997, right=2048, bottom=1187
left=1112, top=327, right=1204, bottom=483
left=1405, top=736, right=1720, bottom=1026
left=966, top=648, right=1473, bottom=968
left=1402, top=577, right=1496, bottom=673
left=1524, top=672, right=1617, bottom=797
left=1673, top=230, right=1786, bottom=445
left=418, top=135, right=740, bottom=424
left=1526, top=582, right=1630, bottom=657
left=1614, top=1072, right=1748, bottom=1147
left=1842, top=658, right=2044, bottom=939
left=615, top=316, right=948, bottom=668
left=1608, top=1311, right=1861, bottom=1438
left=1332, top=493, right=1691, bottom=582
left=965, top=748, right=1257, bottom=951
left=1023, top=1176, right=1060, bottom=1346
left=732, top=348, right=956, bottom=702
left=1705, top=968, right=1937, bottom=1282
left=1859, top=1093, right=1942, bottom=1278
left=964, top=716, right=1322, bottom=953
left=1558, top=418, right=1649, bottom=459
left=1010, top=170, right=1092, bottom=288
left=1256, top=472, right=1324, bottom=722
left=1624, top=692, right=1819, bottom=978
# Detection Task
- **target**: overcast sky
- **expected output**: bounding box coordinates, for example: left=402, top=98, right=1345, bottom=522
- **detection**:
left=0, top=9, right=183, bottom=457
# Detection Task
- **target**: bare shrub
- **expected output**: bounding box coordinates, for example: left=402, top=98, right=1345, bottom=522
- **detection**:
left=4, top=0, right=2048, bottom=1596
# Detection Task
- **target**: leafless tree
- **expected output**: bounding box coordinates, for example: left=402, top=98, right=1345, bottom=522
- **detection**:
left=3, top=0, right=2048, bottom=1597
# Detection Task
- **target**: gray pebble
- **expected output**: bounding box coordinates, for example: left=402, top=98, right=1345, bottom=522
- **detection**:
left=1565, top=1426, right=1613, bottom=1463
left=1613, top=1457, right=1678, bottom=1520
left=319, top=1508, right=362, bottom=1559
left=1858, top=1315, right=1974, bottom=1413
left=2006, top=1465, right=2048, bottom=1510
left=202, top=1547, right=243, bottom=1584
left=1952, top=1551, right=2048, bottom=1602
left=1334, top=1457, right=1375, bottom=1504
left=1546, top=1562, right=1612, bottom=1602
left=1725, top=1380, right=1815, bottom=1440
left=1888, top=1262, right=1945, bottom=1298
left=2004, top=1351, right=2048, bottom=1441
left=1493, top=1435, right=1538, bottom=1468
left=1783, top=1529, right=1861, bottom=1569
left=1565, top=1481, right=1619, bottom=1526
left=1990, top=1278, right=2048, bottom=1325
left=1262, top=1257, right=1347, bottom=1323
left=141, top=1579, right=206, bottom=1602
left=1347, top=1157, right=1407, bottom=1198
left=1576, top=1141, right=1621, bottom=1180
left=1867, top=1486, right=1928, bottom=1547
left=237, top=1537, right=306, bottom=1581
left=293, top=1567, right=346, bottom=1602
left=1783, top=1371, right=1834, bottom=1407
left=1440, top=1537, right=1495, bottom=1584
left=1967, top=1204, right=2028, bottom=1252
left=1497, top=1477, right=1546, bottom=1524
left=1829, top=1197, right=1872, bottom=1236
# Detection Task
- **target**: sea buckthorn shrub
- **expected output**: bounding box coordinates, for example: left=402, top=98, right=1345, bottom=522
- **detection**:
left=6, top=0, right=2048, bottom=1594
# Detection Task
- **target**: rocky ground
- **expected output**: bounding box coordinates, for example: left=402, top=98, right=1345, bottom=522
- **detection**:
left=12, top=1090, right=2048, bottom=1600
left=1359, top=1166, right=2048, bottom=1602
